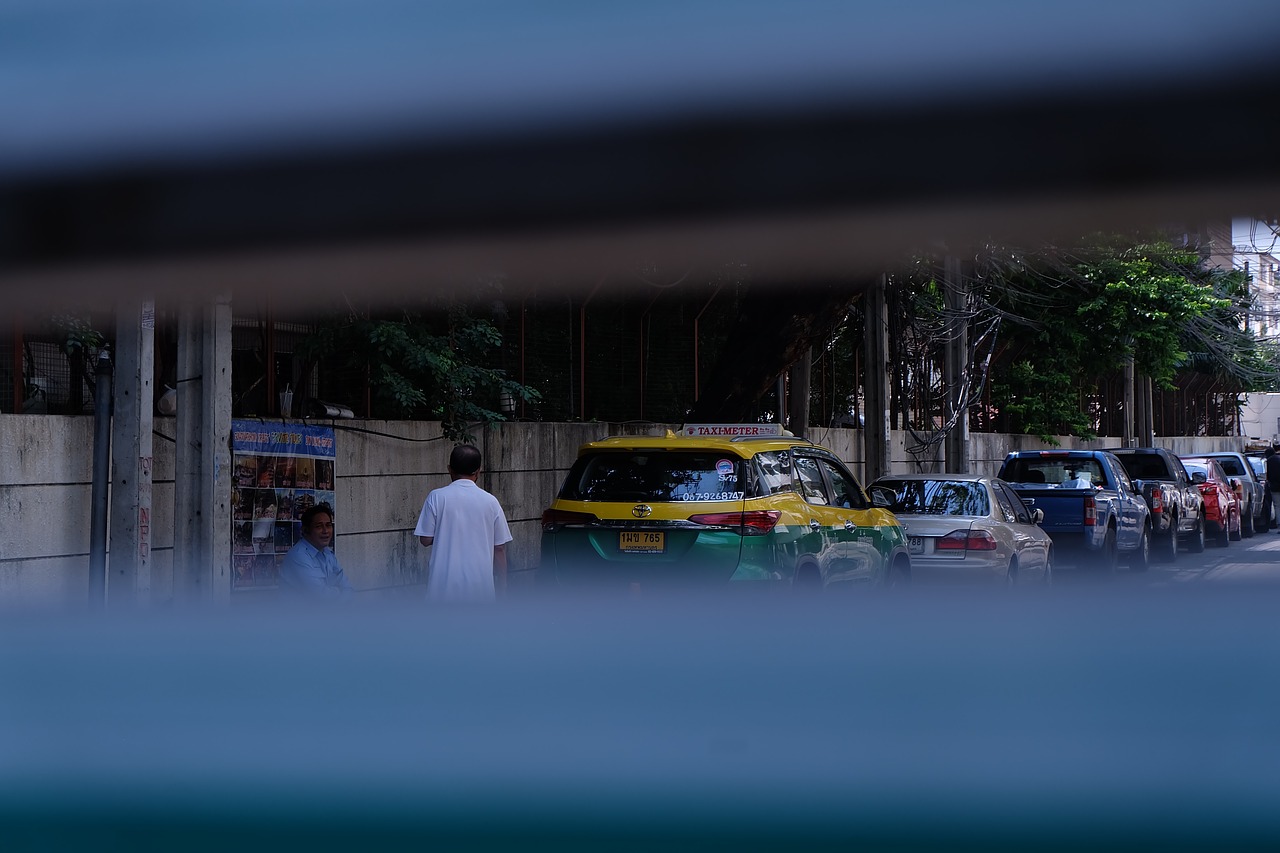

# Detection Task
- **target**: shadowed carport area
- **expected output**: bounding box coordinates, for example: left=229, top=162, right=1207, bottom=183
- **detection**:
left=3, top=2, right=1280, bottom=850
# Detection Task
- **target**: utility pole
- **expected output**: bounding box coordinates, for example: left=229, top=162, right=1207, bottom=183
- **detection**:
left=944, top=255, right=970, bottom=473
left=1142, top=376, right=1155, bottom=446
left=1122, top=354, right=1136, bottom=446
left=173, top=295, right=233, bottom=605
left=864, top=275, right=891, bottom=482
left=88, top=350, right=113, bottom=607
left=109, top=298, right=155, bottom=606
left=787, top=348, right=812, bottom=439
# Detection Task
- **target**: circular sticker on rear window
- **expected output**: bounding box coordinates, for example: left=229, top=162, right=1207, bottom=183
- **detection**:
left=716, top=459, right=735, bottom=478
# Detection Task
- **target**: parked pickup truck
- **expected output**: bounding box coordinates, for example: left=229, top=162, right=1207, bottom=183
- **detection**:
left=997, top=449, right=1151, bottom=572
left=1111, top=447, right=1207, bottom=560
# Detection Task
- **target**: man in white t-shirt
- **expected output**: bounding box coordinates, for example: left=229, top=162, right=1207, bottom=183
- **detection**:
left=414, top=444, right=513, bottom=601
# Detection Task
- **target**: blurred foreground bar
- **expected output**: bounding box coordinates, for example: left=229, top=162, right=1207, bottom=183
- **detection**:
left=3, top=2, right=1280, bottom=308
left=2, top=588, right=1278, bottom=850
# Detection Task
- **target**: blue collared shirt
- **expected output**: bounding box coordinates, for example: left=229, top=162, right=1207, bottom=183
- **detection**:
left=278, top=538, right=354, bottom=600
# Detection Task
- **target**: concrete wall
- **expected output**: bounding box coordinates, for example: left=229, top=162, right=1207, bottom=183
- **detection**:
left=0, top=414, right=1246, bottom=606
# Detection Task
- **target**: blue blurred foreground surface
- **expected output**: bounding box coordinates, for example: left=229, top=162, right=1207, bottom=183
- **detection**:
left=2, top=588, right=1278, bottom=850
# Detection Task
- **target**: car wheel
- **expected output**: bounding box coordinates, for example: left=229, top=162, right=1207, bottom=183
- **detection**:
left=1005, top=558, right=1018, bottom=587
left=1043, top=549, right=1054, bottom=586
left=876, top=555, right=911, bottom=590
left=1099, top=524, right=1119, bottom=573
left=792, top=563, right=823, bottom=594
left=1230, top=508, right=1243, bottom=541
left=1243, top=502, right=1255, bottom=538
left=1217, top=515, right=1232, bottom=547
left=1129, top=524, right=1150, bottom=573
left=1187, top=515, right=1206, bottom=554
left=1159, top=514, right=1178, bottom=563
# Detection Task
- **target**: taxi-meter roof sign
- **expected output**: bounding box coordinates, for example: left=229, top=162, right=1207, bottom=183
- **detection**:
left=681, top=424, right=784, bottom=437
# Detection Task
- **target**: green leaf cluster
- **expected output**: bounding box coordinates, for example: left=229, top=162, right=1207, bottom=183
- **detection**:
left=298, top=297, right=539, bottom=443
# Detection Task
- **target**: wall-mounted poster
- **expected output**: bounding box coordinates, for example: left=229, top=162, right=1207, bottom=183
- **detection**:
left=231, top=420, right=337, bottom=592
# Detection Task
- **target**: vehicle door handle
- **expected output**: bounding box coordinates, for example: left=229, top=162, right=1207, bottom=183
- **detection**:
left=810, top=520, right=821, bottom=531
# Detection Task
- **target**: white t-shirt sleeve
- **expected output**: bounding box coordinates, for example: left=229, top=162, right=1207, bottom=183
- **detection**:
left=413, top=492, right=437, bottom=538
left=493, top=500, right=513, bottom=546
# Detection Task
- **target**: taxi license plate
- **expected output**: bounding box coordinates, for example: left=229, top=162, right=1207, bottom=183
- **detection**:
left=620, top=531, right=665, bottom=554
left=908, top=536, right=925, bottom=555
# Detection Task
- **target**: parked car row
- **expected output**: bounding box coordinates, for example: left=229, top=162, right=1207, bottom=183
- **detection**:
left=538, top=426, right=1258, bottom=593
left=541, top=425, right=1051, bottom=592
left=997, top=449, right=1152, bottom=572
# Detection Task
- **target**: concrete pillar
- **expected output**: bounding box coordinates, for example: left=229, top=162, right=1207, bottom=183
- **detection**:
left=108, top=298, right=155, bottom=606
left=863, top=275, right=891, bottom=481
left=944, top=255, right=970, bottom=473
left=173, top=295, right=233, bottom=605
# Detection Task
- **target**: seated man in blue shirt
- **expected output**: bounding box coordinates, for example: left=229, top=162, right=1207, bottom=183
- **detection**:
left=278, top=502, right=354, bottom=600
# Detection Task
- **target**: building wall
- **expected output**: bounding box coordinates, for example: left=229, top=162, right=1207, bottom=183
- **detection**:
left=0, top=415, right=1246, bottom=607
left=1240, top=393, right=1280, bottom=445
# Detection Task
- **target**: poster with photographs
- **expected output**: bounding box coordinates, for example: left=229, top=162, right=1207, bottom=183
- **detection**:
left=231, top=420, right=337, bottom=591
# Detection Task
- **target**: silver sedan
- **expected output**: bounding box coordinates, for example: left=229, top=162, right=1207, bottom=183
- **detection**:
left=868, top=475, right=1053, bottom=586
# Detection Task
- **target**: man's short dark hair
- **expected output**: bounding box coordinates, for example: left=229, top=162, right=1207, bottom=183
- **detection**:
left=301, top=502, right=334, bottom=528
left=449, top=444, right=483, bottom=476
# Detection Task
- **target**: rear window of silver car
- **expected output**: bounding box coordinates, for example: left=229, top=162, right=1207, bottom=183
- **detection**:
left=875, top=479, right=990, bottom=516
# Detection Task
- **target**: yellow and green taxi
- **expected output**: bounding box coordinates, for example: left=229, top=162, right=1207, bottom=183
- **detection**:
left=541, top=425, right=911, bottom=591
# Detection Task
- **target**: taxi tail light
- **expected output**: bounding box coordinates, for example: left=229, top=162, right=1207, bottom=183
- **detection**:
left=935, top=529, right=998, bottom=551
left=1083, top=495, right=1097, bottom=526
left=541, top=508, right=598, bottom=530
left=688, top=510, right=781, bottom=535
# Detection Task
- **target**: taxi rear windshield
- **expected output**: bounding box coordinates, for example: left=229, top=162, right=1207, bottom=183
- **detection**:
left=561, top=452, right=749, bottom=502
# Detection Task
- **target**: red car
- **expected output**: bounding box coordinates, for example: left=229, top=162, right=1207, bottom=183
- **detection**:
left=1180, top=457, right=1242, bottom=547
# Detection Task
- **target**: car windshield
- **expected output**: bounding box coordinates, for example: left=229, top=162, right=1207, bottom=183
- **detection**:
left=1116, top=454, right=1169, bottom=480
left=1183, top=461, right=1213, bottom=480
left=875, top=479, right=989, bottom=517
left=561, top=451, right=748, bottom=502
left=1211, top=456, right=1248, bottom=477
left=1004, top=457, right=1104, bottom=487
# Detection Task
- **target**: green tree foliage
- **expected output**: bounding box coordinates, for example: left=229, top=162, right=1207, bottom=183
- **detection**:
left=987, top=236, right=1262, bottom=439
left=299, top=296, right=539, bottom=442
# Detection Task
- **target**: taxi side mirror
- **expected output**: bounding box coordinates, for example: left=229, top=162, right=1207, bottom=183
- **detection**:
left=1031, top=507, right=1045, bottom=524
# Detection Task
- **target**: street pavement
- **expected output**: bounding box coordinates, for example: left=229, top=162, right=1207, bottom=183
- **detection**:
left=1054, top=524, right=1280, bottom=588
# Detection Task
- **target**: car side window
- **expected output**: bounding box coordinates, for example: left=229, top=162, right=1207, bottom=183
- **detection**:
left=817, top=458, right=868, bottom=509
left=752, top=450, right=797, bottom=497
left=997, top=482, right=1031, bottom=524
left=992, top=484, right=1018, bottom=523
left=793, top=456, right=830, bottom=506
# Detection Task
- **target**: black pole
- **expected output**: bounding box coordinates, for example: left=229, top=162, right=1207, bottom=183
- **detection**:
left=88, top=349, right=113, bottom=607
